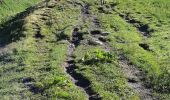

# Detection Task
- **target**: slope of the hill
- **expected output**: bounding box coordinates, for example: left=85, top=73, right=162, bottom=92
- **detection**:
left=0, top=0, right=41, bottom=26
left=0, top=0, right=169, bottom=100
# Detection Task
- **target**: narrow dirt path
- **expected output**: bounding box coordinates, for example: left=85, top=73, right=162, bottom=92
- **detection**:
left=81, top=3, right=111, bottom=52
left=94, top=27, right=156, bottom=100
left=115, top=11, right=151, bottom=37
left=63, top=3, right=102, bottom=100
left=65, top=42, right=101, bottom=100
left=119, top=60, right=156, bottom=100
left=110, top=8, right=158, bottom=100
left=91, top=5, right=157, bottom=100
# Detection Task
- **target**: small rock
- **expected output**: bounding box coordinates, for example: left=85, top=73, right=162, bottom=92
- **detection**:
left=101, top=32, right=110, bottom=36
left=88, top=37, right=103, bottom=45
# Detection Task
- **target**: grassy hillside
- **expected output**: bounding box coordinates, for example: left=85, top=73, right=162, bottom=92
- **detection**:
left=0, top=0, right=169, bottom=99
left=0, top=0, right=41, bottom=26
left=111, top=0, right=170, bottom=96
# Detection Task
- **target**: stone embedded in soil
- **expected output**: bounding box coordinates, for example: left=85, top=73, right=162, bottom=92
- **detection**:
left=88, top=37, right=103, bottom=45
left=101, top=32, right=110, bottom=36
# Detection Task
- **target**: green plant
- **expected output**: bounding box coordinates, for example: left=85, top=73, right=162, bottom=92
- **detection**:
left=82, top=49, right=114, bottom=65
left=94, top=49, right=113, bottom=62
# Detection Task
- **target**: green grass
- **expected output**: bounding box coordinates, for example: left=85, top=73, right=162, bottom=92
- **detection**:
left=98, top=0, right=170, bottom=99
left=0, top=0, right=86, bottom=99
left=74, top=45, right=139, bottom=100
left=0, top=0, right=42, bottom=26
left=0, top=0, right=170, bottom=99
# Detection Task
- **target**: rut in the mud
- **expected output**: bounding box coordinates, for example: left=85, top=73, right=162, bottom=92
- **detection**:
left=118, top=13, right=152, bottom=37
left=112, top=10, right=152, bottom=37
left=118, top=56, right=157, bottom=100
left=63, top=3, right=103, bottom=100
left=94, top=30, right=156, bottom=99
left=65, top=34, right=101, bottom=100
left=93, top=6, right=157, bottom=99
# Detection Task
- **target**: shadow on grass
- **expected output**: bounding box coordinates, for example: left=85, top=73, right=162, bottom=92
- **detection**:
left=0, top=53, right=14, bottom=63
left=55, top=26, right=70, bottom=42
left=0, top=0, right=48, bottom=46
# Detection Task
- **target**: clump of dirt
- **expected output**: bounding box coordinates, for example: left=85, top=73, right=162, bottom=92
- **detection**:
left=55, top=31, right=69, bottom=41
left=88, top=37, right=103, bottom=46
left=110, top=2, right=119, bottom=8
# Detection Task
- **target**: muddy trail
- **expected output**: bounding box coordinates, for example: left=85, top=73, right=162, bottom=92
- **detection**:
left=118, top=59, right=158, bottom=100
left=90, top=5, right=157, bottom=100
left=64, top=4, right=102, bottom=100
left=81, top=3, right=111, bottom=52
left=65, top=38, right=101, bottom=100
left=95, top=27, right=156, bottom=99
left=112, top=9, right=158, bottom=100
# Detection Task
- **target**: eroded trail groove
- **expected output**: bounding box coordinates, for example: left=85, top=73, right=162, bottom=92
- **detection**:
left=119, top=60, right=157, bottom=100
left=113, top=10, right=152, bottom=37
left=90, top=6, right=156, bottom=99
left=65, top=41, right=101, bottom=100
left=98, top=31, right=156, bottom=99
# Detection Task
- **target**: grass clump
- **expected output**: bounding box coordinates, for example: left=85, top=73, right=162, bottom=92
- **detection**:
left=82, top=49, right=114, bottom=65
